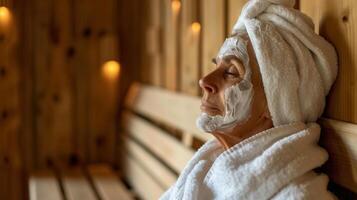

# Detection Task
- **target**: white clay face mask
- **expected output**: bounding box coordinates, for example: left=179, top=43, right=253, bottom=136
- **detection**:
left=196, top=35, right=254, bottom=133
left=196, top=80, right=254, bottom=133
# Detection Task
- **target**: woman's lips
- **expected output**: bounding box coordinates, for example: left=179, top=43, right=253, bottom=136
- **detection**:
left=200, top=103, right=221, bottom=113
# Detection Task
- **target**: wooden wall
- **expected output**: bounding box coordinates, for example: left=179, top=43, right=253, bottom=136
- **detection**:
left=299, top=0, right=357, bottom=195
left=20, top=0, right=124, bottom=169
left=300, top=0, right=357, bottom=124
left=0, top=0, right=24, bottom=199
left=140, top=0, right=357, bottom=196
left=18, top=0, right=145, bottom=169
left=0, top=0, right=144, bottom=198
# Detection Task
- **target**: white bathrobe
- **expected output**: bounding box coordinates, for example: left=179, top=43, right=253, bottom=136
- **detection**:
left=159, top=122, right=336, bottom=200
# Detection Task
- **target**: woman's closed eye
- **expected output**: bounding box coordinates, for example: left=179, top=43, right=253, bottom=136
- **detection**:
left=225, top=65, right=239, bottom=78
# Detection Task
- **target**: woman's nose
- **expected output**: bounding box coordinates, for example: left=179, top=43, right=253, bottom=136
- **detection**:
left=199, top=76, right=217, bottom=94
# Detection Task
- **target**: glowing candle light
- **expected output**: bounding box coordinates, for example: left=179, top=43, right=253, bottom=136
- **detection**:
left=102, top=60, right=121, bottom=80
left=191, top=22, right=201, bottom=34
left=171, top=0, right=181, bottom=14
left=0, top=6, right=11, bottom=26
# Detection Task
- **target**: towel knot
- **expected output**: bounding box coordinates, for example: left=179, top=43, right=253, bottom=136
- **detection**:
left=232, top=0, right=297, bottom=34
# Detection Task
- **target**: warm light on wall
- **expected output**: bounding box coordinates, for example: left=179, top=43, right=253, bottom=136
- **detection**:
left=191, top=22, right=201, bottom=34
left=171, top=0, right=181, bottom=14
left=0, top=6, right=11, bottom=25
left=102, top=60, right=121, bottom=80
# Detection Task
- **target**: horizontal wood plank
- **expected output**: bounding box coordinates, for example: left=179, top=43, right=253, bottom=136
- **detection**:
left=319, top=118, right=357, bottom=193
left=123, top=135, right=177, bottom=188
left=123, top=112, right=195, bottom=173
left=123, top=155, right=165, bottom=200
left=125, top=83, right=213, bottom=142
left=29, top=171, right=63, bottom=200
left=88, top=165, right=134, bottom=200
left=61, top=168, right=97, bottom=200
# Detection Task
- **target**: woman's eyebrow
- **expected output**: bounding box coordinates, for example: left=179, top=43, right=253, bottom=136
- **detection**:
left=223, top=55, right=237, bottom=63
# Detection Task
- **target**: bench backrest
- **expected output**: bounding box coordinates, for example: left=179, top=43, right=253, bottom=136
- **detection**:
left=120, top=82, right=357, bottom=199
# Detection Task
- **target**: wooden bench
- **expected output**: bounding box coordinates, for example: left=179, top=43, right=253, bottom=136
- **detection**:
left=120, top=83, right=357, bottom=199
left=118, top=82, right=214, bottom=200
left=29, top=164, right=134, bottom=200
left=30, top=82, right=357, bottom=199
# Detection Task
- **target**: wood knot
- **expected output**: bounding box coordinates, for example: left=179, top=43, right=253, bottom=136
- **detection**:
left=66, top=46, right=76, bottom=58
left=0, top=34, right=4, bottom=43
left=342, top=15, right=349, bottom=22
left=96, top=136, right=105, bottom=147
left=52, top=94, right=60, bottom=103
left=0, top=67, right=6, bottom=77
left=68, top=154, right=79, bottom=166
left=3, top=156, right=9, bottom=165
left=82, top=27, right=92, bottom=38
left=1, top=110, right=8, bottom=120
left=50, top=26, right=60, bottom=44
left=46, top=157, right=54, bottom=167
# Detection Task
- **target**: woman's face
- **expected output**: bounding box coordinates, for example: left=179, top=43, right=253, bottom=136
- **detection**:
left=198, top=37, right=271, bottom=133
left=199, top=55, right=244, bottom=116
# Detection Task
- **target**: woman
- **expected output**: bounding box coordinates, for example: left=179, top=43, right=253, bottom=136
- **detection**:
left=160, top=0, right=338, bottom=199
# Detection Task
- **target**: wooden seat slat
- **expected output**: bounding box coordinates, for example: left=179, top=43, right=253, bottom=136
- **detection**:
left=88, top=165, right=134, bottom=200
left=319, top=118, right=357, bottom=193
left=123, top=112, right=195, bottom=173
left=124, top=155, right=165, bottom=200
left=123, top=135, right=177, bottom=188
left=61, top=167, right=97, bottom=200
left=29, top=171, right=63, bottom=200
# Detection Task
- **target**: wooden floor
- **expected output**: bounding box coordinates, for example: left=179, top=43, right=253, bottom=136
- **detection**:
left=29, top=164, right=134, bottom=200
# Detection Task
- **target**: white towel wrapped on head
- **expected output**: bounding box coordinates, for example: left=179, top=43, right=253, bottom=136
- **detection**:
left=232, top=0, right=338, bottom=126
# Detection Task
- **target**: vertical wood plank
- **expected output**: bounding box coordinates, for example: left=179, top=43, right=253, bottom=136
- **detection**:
left=116, top=0, right=144, bottom=168
left=300, top=0, right=357, bottom=124
left=227, top=0, right=247, bottom=34
left=201, top=0, right=226, bottom=77
left=147, top=0, right=162, bottom=86
left=87, top=0, right=119, bottom=163
left=0, top=1, right=24, bottom=199
left=299, top=0, right=320, bottom=32
left=72, top=0, right=93, bottom=163
left=83, top=0, right=101, bottom=163
left=163, top=0, right=179, bottom=91
left=34, top=0, right=74, bottom=167
left=20, top=0, right=35, bottom=173
left=138, top=0, right=151, bottom=84
left=180, top=0, right=200, bottom=95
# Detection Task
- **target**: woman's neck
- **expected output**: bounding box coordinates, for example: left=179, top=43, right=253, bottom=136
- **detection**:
left=212, top=114, right=273, bottom=150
